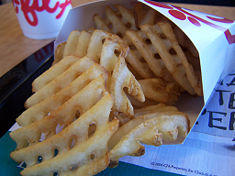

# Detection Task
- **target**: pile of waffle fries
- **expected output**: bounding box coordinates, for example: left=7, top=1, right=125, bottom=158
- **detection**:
left=10, top=3, right=202, bottom=176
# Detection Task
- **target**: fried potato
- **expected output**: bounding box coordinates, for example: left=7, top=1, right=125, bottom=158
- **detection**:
left=11, top=76, right=107, bottom=149
left=17, top=64, right=107, bottom=126
left=138, top=78, right=180, bottom=104
left=32, top=56, right=78, bottom=92
left=54, top=42, right=66, bottom=65
left=109, top=111, right=189, bottom=164
left=75, top=30, right=92, bottom=57
left=110, top=56, right=145, bottom=116
left=125, top=30, right=172, bottom=81
left=140, top=23, right=201, bottom=95
left=11, top=94, right=113, bottom=167
left=25, top=57, right=95, bottom=108
left=60, top=154, right=109, bottom=176
left=21, top=119, right=118, bottom=176
left=63, top=30, right=80, bottom=57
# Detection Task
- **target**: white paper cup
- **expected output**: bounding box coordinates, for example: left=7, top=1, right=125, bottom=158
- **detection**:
left=12, top=0, right=72, bottom=39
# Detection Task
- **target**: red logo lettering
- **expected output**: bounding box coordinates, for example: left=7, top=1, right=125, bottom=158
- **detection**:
left=12, top=0, right=71, bottom=26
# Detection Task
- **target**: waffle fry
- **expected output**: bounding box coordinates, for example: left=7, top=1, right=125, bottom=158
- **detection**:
left=140, top=23, right=202, bottom=95
left=32, top=56, right=78, bottom=92
left=110, top=56, right=145, bottom=116
left=21, top=120, right=118, bottom=176
left=54, top=42, right=66, bottom=65
left=63, top=30, right=80, bottom=57
left=138, top=78, right=180, bottom=104
left=11, top=94, right=113, bottom=167
left=11, top=76, right=107, bottom=149
left=26, top=56, right=95, bottom=108
left=17, top=64, right=107, bottom=126
left=94, top=6, right=155, bottom=79
left=109, top=110, right=189, bottom=165
left=126, top=30, right=172, bottom=81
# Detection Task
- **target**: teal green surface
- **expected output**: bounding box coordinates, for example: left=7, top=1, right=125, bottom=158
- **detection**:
left=1, top=132, right=181, bottom=176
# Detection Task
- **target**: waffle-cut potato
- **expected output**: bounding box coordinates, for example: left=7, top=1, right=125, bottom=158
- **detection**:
left=134, top=104, right=178, bottom=117
left=141, top=23, right=202, bottom=95
left=87, top=30, right=109, bottom=62
left=134, top=2, right=156, bottom=27
left=109, top=111, right=189, bottom=165
left=54, top=30, right=92, bottom=65
left=123, top=35, right=154, bottom=78
left=17, top=64, right=107, bottom=126
left=54, top=42, right=66, bottom=65
left=138, top=78, right=180, bottom=104
left=110, top=56, right=145, bottom=116
left=60, top=154, right=109, bottom=176
left=100, top=36, right=128, bottom=73
left=105, top=6, right=137, bottom=37
left=125, top=30, right=172, bottom=81
left=25, top=56, right=95, bottom=108
left=11, top=76, right=107, bottom=149
left=94, top=6, right=155, bottom=79
left=63, top=30, right=80, bottom=58
left=75, top=30, right=92, bottom=58
left=21, top=119, right=119, bottom=176
left=32, top=56, right=78, bottom=92
left=11, top=94, right=113, bottom=167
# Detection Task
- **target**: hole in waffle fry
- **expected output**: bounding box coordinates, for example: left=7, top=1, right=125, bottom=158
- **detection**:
left=129, top=44, right=136, bottom=50
left=139, top=57, right=146, bottom=63
left=90, top=153, right=95, bottom=160
left=125, top=22, right=131, bottom=28
left=117, top=32, right=123, bottom=38
left=37, top=155, right=43, bottom=163
left=54, top=148, right=59, bottom=157
left=88, top=122, right=97, bottom=137
left=154, top=53, right=161, bottom=59
left=114, top=49, right=121, bottom=57
left=145, top=38, right=151, bottom=45
left=108, top=22, right=113, bottom=29
left=102, top=38, right=105, bottom=44
left=169, top=48, right=177, bottom=55
left=53, top=171, right=58, bottom=176
left=22, top=162, right=27, bottom=168
left=116, top=13, right=122, bottom=19
left=69, top=135, right=77, bottom=149
left=159, top=33, right=167, bottom=39
left=39, top=132, right=46, bottom=142
left=75, top=110, right=80, bottom=119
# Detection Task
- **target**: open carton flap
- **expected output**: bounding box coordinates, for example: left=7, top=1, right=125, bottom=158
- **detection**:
left=55, top=0, right=234, bottom=137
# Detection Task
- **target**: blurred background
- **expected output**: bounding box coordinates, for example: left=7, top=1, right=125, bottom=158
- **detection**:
left=0, top=0, right=235, bottom=6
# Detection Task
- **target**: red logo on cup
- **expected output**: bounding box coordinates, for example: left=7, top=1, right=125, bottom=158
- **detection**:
left=12, top=0, right=71, bottom=26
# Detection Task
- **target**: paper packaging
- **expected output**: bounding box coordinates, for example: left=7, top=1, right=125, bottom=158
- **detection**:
left=12, top=0, right=72, bottom=39
left=53, top=0, right=235, bottom=175
left=55, top=0, right=234, bottom=131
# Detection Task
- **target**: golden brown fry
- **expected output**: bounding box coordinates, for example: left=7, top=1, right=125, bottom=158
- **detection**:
left=54, top=42, right=66, bottom=65
left=75, top=30, right=92, bottom=57
left=110, top=56, right=145, bottom=116
left=109, top=111, right=189, bottom=164
left=17, top=64, right=107, bottom=126
left=26, top=57, right=95, bottom=108
left=11, top=94, right=113, bottom=167
left=11, top=76, right=107, bottom=149
left=63, top=30, right=80, bottom=57
left=138, top=78, right=180, bottom=104
left=126, top=30, right=172, bottom=81
left=32, top=56, right=78, bottom=92
left=21, top=119, right=118, bottom=176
